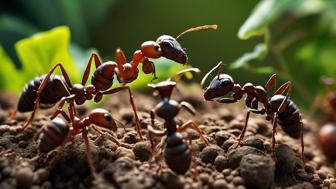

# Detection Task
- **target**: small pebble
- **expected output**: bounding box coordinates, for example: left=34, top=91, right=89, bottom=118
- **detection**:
left=222, top=169, right=231, bottom=176
left=305, top=164, right=315, bottom=174
left=228, top=146, right=265, bottom=169
left=323, top=180, right=331, bottom=187
left=200, top=145, right=221, bottom=164
left=214, top=155, right=228, bottom=171
left=241, top=136, right=264, bottom=150
left=215, top=131, right=231, bottom=146
left=132, top=141, right=151, bottom=161
left=115, top=147, right=135, bottom=159
left=123, top=131, right=138, bottom=144
left=213, top=179, right=228, bottom=189
left=232, top=176, right=244, bottom=186
left=317, top=170, right=327, bottom=180
left=221, top=138, right=236, bottom=152
left=16, top=167, right=34, bottom=189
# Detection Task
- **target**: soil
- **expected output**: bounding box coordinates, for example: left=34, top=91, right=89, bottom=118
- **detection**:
left=0, top=84, right=335, bottom=189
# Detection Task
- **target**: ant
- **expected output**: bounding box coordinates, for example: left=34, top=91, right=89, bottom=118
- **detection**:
left=37, top=107, right=118, bottom=178
left=147, top=68, right=209, bottom=175
left=317, top=77, right=336, bottom=161
left=15, top=25, right=217, bottom=141
left=201, top=62, right=304, bottom=161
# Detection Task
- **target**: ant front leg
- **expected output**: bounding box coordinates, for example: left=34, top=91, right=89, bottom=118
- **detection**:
left=177, top=120, right=208, bottom=145
left=81, top=53, right=102, bottom=85
left=271, top=112, right=278, bottom=158
left=22, top=64, right=73, bottom=131
left=265, top=74, right=277, bottom=93
left=180, top=101, right=196, bottom=115
left=50, top=95, right=76, bottom=120
left=102, top=86, right=143, bottom=140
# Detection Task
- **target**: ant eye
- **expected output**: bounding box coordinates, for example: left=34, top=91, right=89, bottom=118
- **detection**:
left=104, top=113, right=112, bottom=122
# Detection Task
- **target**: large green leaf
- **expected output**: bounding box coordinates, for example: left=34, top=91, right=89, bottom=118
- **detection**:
left=15, top=26, right=80, bottom=83
left=0, top=46, right=25, bottom=92
left=238, top=0, right=300, bottom=40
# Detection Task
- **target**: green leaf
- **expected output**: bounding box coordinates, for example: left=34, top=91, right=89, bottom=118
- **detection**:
left=250, top=66, right=275, bottom=74
left=230, top=43, right=268, bottom=69
left=238, top=0, right=300, bottom=40
left=15, top=26, right=80, bottom=83
left=0, top=46, right=25, bottom=92
left=129, top=58, right=192, bottom=91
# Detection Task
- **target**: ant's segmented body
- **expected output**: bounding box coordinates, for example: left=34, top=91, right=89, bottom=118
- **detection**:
left=147, top=68, right=209, bottom=174
left=17, top=25, right=217, bottom=141
left=37, top=108, right=117, bottom=178
left=201, top=62, right=304, bottom=161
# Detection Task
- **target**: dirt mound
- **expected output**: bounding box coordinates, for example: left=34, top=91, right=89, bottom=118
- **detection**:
left=0, top=85, right=335, bottom=189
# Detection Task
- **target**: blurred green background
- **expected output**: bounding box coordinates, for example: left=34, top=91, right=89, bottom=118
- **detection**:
left=1, top=0, right=336, bottom=112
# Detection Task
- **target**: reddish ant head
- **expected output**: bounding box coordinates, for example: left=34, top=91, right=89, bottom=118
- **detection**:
left=156, top=35, right=187, bottom=64
left=204, top=74, right=234, bottom=100
left=88, top=108, right=117, bottom=131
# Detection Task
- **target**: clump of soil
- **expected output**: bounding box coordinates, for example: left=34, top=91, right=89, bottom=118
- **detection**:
left=0, top=84, right=335, bottom=189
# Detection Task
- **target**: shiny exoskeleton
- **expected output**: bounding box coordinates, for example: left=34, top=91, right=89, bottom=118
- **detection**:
left=37, top=108, right=117, bottom=178
left=201, top=62, right=304, bottom=161
left=17, top=25, right=217, bottom=141
left=147, top=71, right=208, bottom=174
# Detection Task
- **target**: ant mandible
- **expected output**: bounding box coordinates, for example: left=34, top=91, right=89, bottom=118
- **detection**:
left=37, top=107, right=118, bottom=178
left=147, top=68, right=209, bottom=174
left=201, top=62, right=304, bottom=162
left=16, top=25, right=217, bottom=141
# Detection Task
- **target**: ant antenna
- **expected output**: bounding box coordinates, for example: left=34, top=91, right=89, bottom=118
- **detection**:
left=168, top=67, right=201, bottom=82
left=176, top=25, right=218, bottom=40
left=201, top=61, right=223, bottom=87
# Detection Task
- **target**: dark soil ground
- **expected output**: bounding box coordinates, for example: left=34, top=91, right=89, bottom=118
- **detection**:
left=0, top=84, right=335, bottom=189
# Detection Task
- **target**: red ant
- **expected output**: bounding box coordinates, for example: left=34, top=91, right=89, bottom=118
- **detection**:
left=37, top=107, right=118, bottom=178
left=201, top=62, right=305, bottom=161
left=16, top=25, right=217, bottom=141
left=147, top=68, right=209, bottom=174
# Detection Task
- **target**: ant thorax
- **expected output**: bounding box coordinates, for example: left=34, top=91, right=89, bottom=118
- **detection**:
left=155, top=98, right=180, bottom=121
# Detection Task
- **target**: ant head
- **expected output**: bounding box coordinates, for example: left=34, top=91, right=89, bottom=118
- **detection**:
left=148, top=81, right=176, bottom=99
left=201, top=61, right=234, bottom=100
left=88, top=108, right=117, bottom=131
left=204, top=74, right=234, bottom=100
left=156, top=35, right=187, bottom=64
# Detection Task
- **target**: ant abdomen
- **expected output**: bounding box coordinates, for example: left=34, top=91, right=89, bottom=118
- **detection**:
left=270, top=95, right=301, bottom=138
left=164, top=132, right=191, bottom=175
left=38, top=117, right=69, bottom=153
left=91, top=62, right=117, bottom=91
left=18, top=75, right=69, bottom=112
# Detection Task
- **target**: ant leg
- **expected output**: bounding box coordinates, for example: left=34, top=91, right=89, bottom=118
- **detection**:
left=115, top=48, right=128, bottom=85
left=22, top=63, right=72, bottom=131
left=91, top=126, right=121, bottom=146
left=168, top=67, right=201, bottom=82
left=82, top=129, right=97, bottom=178
left=7, top=109, right=17, bottom=124
left=81, top=52, right=102, bottom=85
left=276, top=82, right=292, bottom=113
left=180, top=101, right=196, bottom=115
left=50, top=95, right=76, bottom=120
left=177, top=120, right=208, bottom=145
left=147, top=125, right=166, bottom=172
left=300, top=116, right=305, bottom=163
left=235, top=110, right=251, bottom=148
left=265, top=74, right=277, bottom=92
left=102, top=86, right=143, bottom=140
left=273, top=81, right=291, bottom=96
left=272, top=112, right=278, bottom=158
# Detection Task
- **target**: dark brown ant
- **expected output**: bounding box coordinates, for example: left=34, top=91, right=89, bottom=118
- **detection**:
left=147, top=68, right=209, bottom=175
left=16, top=25, right=217, bottom=141
left=201, top=62, right=304, bottom=161
left=37, top=107, right=118, bottom=178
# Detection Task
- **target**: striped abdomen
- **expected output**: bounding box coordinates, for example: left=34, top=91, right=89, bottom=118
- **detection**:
left=270, top=95, right=301, bottom=138
left=164, top=132, right=191, bottom=174
left=91, top=62, right=116, bottom=91
left=17, top=74, right=70, bottom=112
left=38, top=117, right=69, bottom=153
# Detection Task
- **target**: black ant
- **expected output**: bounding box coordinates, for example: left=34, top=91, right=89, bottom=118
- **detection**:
left=201, top=62, right=304, bottom=161
left=15, top=25, right=217, bottom=141
left=147, top=68, right=209, bottom=175
left=37, top=107, right=118, bottom=178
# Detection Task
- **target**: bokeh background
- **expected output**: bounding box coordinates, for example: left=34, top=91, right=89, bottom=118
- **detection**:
left=1, top=0, right=336, bottom=112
